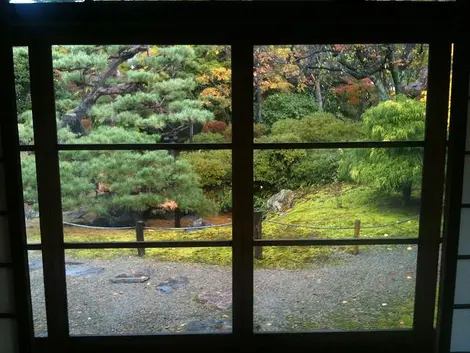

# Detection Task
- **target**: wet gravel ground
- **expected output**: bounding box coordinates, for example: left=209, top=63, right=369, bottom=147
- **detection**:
left=28, top=245, right=417, bottom=336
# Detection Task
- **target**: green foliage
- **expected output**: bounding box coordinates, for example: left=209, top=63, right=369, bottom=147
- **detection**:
left=192, top=132, right=227, bottom=144
left=270, top=113, right=365, bottom=142
left=59, top=150, right=216, bottom=218
left=20, top=153, right=38, bottom=206
left=180, top=150, right=232, bottom=189
left=362, top=96, right=425, bottom=141
left=253, top=123, right=267, bottom=138
left=255, top=134, right=338, bottom=192
left=261, top=93, right=318, bottom=126
left=181, top=150, right=232, bottom=211
left=341, top=97, right=425, bottom=203
left=13, top=47, right=31, bottom=115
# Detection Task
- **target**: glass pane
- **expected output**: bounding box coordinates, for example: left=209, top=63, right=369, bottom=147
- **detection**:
left=254, top=147, right=422, bottom=240
left=254, top=245, right=416, bottom=332
left=52, top=45, right=231, bottom=144
left=59, top=150, right=232, bottom=242
left=253, top=44, right=428, bottom=143
left=65, top=247, right=232, bottom=335
left=13, top=47, right=34, bottom=146
left=28, top=250, right=47, bottom=337
left=20, top=152, right=41, bottom=244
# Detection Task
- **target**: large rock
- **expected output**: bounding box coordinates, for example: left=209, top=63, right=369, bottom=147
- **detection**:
left=184, top=218, right=212, bottom=232
left=266, top=189, right=295, bottom=213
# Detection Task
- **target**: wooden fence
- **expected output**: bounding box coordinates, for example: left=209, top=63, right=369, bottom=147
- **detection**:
left=134, top=212, right=362, bottom=259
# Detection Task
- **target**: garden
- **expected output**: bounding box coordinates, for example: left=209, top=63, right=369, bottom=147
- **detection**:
left=15, top=44, right=429, bottom=335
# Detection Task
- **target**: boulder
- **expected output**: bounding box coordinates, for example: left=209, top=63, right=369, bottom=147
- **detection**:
left=192, top=218, right=212, bottom=227
left=266, top=189, right=295, bottom=213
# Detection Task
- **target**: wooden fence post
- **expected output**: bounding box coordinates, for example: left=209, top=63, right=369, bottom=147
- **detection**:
left=136, top=221, right=145, bottom=257
left=254, top=211, right=263, bottom=260
left=353, top=219, right=361, bottom=255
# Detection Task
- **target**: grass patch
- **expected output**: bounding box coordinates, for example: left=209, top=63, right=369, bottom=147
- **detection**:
left=27, top=184, right=420, bottom=269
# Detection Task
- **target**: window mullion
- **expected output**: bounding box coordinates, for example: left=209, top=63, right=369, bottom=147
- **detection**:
left=231, top=42, right=254, bottom=340
left=29, top=43, right=70, bottom=349
left=413, top=41, right=452, bottom=350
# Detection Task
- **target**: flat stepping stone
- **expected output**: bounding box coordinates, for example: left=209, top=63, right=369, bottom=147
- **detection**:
left=65, top=263, right=104, bottom=277
left=184, top=319, right=232, bottom=333
left=197, top=289, right=232, bottom=310
left=111, top=272, right=149, bottom=284
left=156, top=277, right=189, bottom=294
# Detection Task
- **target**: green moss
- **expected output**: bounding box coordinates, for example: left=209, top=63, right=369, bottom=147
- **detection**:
left=263, top=184, right=420, bottom=240
left=286, top=296, right=414, bottom=331
left=26, top=184, right=420, bottom=269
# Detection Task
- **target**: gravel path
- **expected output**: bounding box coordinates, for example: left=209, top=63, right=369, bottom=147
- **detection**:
left=28, top=245, right=417, bottom=336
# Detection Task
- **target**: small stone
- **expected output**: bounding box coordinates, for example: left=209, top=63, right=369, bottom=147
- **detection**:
left=342, top=300, right=348, bottom=304
left=156, top=277, right=189, bottom=294
left=111, top=272, right=149, bottom=284
left=66, top=264, right=104, bottom=277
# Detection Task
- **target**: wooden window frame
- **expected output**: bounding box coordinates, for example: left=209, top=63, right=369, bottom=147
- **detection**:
left=1, top=2, right=468, bottom=353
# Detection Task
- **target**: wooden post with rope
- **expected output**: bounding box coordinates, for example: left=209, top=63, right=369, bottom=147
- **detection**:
left=254, top=211, right=263, bottom=260
left=353, top=219, right=361, bottom=255
left=136, top=221, right=145, bottom=257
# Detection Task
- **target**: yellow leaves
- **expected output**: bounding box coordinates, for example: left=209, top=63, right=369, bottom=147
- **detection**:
left=197, top=67, right=231, bottom=85
left=211, top=67, right=231, bottom=82
left=266, top=81, right=292, bottom=91
left=419, top=90, right=427, bottom=103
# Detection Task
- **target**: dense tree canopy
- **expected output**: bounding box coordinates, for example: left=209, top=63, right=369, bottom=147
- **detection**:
left=15, top=44, right=431, bottom=224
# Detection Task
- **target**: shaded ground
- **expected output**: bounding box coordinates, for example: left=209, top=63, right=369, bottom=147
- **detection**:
left=28, top=245, right=416, bottom=336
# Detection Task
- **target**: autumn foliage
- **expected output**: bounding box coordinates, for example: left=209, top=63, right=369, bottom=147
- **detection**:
left=202, top=120, right=228, bottom=134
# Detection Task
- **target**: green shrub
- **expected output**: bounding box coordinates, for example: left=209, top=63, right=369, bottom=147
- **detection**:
left=261, top=92, right=318, bottom=126
left=223, top=123, right=267, bottom=140
left=192, top=132, right=227, bottom=143
left=271, top=112, right=365, bottom=142
left=180, top=150, right=232, bottom=189
left=253, top=123, right=268, bottom=138
left=292, top=150, right=340, bottom=187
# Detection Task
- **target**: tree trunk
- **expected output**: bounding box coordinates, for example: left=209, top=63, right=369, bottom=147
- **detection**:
left=189, top=122, right=194, bottom=143
left=174, top=208, right=183, bottom=228
left=314, top=80, right=323, bottom=111
left=255, top=85, right=262, bottom=123
left=401, top=184, right=412, bottom=206
left=371, top=75, right=390, bottom=101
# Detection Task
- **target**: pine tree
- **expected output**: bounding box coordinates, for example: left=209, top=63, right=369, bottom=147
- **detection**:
left=18, top=45, right=221, bottom=222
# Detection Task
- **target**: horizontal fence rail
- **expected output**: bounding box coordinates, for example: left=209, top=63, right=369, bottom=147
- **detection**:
left=254, top=238, right=420, bottom=247
left=24, top=215, right=422, bottom=253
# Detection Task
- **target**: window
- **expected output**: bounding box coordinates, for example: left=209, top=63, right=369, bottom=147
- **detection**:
left=1, top=1, right=462, bottom=353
